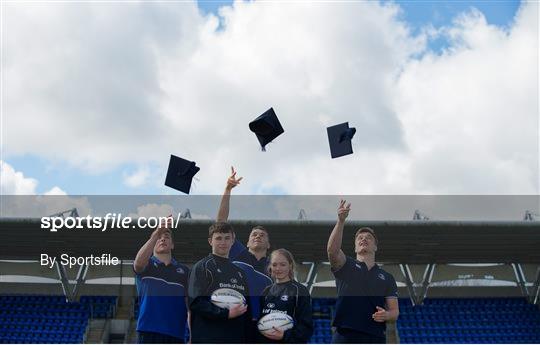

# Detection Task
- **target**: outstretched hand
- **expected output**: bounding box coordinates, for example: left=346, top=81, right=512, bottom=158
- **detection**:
left=226, top=166, right=243, bottom=190
left=337, top=199, right=351, bottom=222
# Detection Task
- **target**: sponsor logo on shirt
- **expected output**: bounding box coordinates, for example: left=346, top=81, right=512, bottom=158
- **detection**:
left=231, top=278, right=238, bottom=284
left=262, top=308, right=288, bottom=315
left=281, top=295, right=289, bottom=301
left=267, top=303, right=275, bottom=308
left=219, top=282, right=246, bottom=291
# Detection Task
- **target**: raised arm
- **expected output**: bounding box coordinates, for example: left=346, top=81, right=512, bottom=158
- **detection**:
left=216, top=166, right=243, bottom=222
left=327, top=200, right=349, bottom=271
left=133, top=219, right=171, bottom=273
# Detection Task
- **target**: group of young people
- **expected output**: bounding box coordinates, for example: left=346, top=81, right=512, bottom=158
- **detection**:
left=133, top=168, right=399, bottom=344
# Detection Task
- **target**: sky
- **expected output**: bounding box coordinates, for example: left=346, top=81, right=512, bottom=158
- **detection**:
left=1, top=0, right=538, bottom=204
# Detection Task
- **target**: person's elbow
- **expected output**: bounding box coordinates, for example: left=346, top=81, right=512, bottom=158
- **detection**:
left=133, top=261, right=146, bottom=274
left=327, top=247, right=339, bottom=260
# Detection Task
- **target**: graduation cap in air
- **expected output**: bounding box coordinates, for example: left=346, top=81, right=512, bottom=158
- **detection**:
left=249, top=107, right=285, bottom=151
left=327, top=122, right=356, bottom=158
left=164, top=155, right=200, bottom=194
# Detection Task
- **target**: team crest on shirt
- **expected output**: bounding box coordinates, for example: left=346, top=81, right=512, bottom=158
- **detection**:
left=378, top=273, right=386, bottom=280
left=267, top=303, right=275, bottom=308
left=280, top=295, right=289, bottom=301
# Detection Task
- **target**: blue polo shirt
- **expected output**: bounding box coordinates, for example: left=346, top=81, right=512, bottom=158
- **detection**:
left=232, top=261, right=272, bottom=319
left=229, top=240, right=272, bottom=319
left=230, top=240, right=269, bottom=275
left=135, top=256, right=190, bottom=339
left=332, top=256, right=398, bottom=338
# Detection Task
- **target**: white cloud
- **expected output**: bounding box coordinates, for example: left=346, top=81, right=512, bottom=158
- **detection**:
left=0, top=161, right=38, bottom=195
left=43, top=186, right=67, bottom=196
left=127, top=203, right=176, bottom=219
left=0, top=161, right=94, bottom=217
left=123, top=166, right=151, bottom=188
left=4, top=1, right=538, bottom=195
left=1, top=160, right=67, bottom=196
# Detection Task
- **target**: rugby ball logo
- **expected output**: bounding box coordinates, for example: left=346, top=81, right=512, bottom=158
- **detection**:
left=210, top=288, right=246, bottom=309
left=257, top=313, right=294, bottom=334
left=176, top=267, right=184, bottom=274
left=280, top=295, right=289, bottom=301
left=378, top=273, right=386, bottom=280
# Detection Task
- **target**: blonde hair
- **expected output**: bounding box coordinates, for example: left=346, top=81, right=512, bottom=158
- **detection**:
left=268, top=248, right=296, bottom=281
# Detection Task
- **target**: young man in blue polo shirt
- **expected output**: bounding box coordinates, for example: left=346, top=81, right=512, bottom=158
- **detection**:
left=217, top=167, right=271, bottom=274
left=216, top=167, right=273, bottom=323
left=134, top=218, right=190, bottom=344
left=327, top=200, right=399, bottom=344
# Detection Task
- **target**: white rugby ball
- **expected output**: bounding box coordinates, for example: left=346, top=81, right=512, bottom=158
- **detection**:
left=257, top=312, right=294, bottom=334
left=210, top=288, right=246, bottom=309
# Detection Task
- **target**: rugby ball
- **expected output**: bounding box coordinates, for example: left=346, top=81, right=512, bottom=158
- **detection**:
left=210, top=288, right=246, bottom=309
left=257, top=312, right=294, bottom=334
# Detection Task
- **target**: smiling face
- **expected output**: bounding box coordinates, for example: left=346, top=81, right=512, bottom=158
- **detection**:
left=247, top=227, right=270, bottom=252
left=270, top=252, right=291, bottom=281
left=154, top=230, right=174, bottom=254
left=209, top=231, right=234, bottom=257
left=354, top=228, right=378, bottom=255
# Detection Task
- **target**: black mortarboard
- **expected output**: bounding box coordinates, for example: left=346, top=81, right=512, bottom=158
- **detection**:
left=164, top=155, right=200, bottom=194
left=249, top=108, right=284, bottom=151
left=327, top=122, right=356, bottom=158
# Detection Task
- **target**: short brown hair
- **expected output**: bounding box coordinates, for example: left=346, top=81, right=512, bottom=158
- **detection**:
left=355, top=227, right=378, bottom=245
left=208, top=222, right=235, bottom=238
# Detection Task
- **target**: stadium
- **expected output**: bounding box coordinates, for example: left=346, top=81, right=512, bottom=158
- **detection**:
left=1, top=210, right=539, bottom=344
left=1, top=0, right=538, bottom=344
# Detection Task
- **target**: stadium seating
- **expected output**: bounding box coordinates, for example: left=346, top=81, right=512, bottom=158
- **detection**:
left=397, top=298, right=540, bottom=344
left=1, top=295, right=538, bottom=343
left=0, top=295, right=117, bottom=344
left=310, top=297, right=540, bottom=344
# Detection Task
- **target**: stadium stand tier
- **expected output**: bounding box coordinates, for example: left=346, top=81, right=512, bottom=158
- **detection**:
left=1, top=218, right=539, bottom=343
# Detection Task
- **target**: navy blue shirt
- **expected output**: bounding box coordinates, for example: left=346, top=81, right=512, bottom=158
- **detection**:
left=230, top=240, right=270, bottom=275
left=332, top=256, right=398, bottom=338
left=233, top=261, right=272, bottom=320
left=188, top=254, right=252, bottom=343
left=135, top=256, right=190, bottom=339
left=230, top=240, right=272, bottom=320
left=259, top=280, right=314, bottom=343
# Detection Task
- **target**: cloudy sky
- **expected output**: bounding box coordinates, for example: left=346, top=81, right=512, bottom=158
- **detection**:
left=1, top=0, right=538, bottom=198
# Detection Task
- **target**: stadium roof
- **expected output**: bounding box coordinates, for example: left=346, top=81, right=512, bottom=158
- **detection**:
left=1, top=218, right=539, bottom=264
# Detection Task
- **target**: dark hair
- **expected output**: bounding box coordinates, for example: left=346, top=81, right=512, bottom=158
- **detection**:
left=354, top=227, right=378, bottom=245
left=251, top=225, right=269, bottom=238
left=268, top=248, right=296, bottom=280
left=208, top=222, right=235, bottom=238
